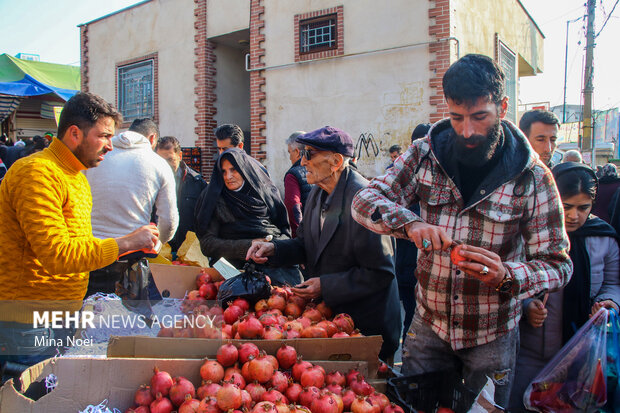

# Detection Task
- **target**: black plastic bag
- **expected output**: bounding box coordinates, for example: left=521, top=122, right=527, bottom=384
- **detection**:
left=115, top=258, right=154, bottom=321
left=217, top=262, right=271, bottom=308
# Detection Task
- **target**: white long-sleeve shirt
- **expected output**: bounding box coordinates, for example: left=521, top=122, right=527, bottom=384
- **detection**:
left=85, top=131, right=178, bottom=243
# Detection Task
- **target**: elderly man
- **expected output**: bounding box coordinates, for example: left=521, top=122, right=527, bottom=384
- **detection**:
left=284, top=131, right=312, bottom=237
left=352, top=54, right=572, bottom=406
left=562, top=149, right=582, bottom=163
left=247, top=126, right=401, bottom=360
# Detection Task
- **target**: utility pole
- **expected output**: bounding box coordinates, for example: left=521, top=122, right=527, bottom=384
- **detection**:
left=581, top=0, right=596, bottom=162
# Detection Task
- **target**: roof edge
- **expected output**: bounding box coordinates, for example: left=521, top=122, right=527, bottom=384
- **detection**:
left=78, top=0, right=153, bottom=27
left=516, top=0, right=545, bottom=39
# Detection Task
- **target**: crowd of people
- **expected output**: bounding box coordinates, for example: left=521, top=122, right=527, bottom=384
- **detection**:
left=0, top=53, right=619, bottom=411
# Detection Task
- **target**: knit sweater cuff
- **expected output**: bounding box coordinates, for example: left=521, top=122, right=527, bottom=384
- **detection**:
left=100, top=238, right=120, bottom=265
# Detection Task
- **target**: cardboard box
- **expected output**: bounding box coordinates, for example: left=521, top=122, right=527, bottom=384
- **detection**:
left=107, top=335, right=383, bottom=377
left=149, top=263, right=223, bottom=299
left=0, top=357, right=369, bottom=413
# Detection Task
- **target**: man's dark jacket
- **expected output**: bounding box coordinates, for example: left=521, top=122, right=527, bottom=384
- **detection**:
left=169, top=162, right=207, bottom=252
left=271, top=166, right=401, bottom=359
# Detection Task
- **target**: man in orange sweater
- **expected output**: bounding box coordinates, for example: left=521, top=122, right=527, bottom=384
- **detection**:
left=0, top=92, right=159, bottom=372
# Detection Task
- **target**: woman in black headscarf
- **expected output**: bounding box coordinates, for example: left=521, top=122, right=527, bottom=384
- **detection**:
left=195, top=148, right=301, bottom=286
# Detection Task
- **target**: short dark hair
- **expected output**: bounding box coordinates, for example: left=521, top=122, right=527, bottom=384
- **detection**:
left=388, top=144, right=402, bottom=154
left=442, top=54, right=505, bottom=106
left=411, top=123, right=431, bottom=142
left=215, top=124, right=244, bottom=146
left=156, top=136, right=181, bottom=152
left=553, top=163, right=598, bottom=200
left=57, top=92, right=122, bottom=139
left=129, top=118, right=160, bottom=139
left=518, top=109, right=561, bottom=137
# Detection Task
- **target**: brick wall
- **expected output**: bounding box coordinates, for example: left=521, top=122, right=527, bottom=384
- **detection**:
left=428, top=0, right=451, bottom=123
left=249, top=0, right=267, bottom=162
left=294, top=6, right=344, bottom=62
left=193, top=0, right=218, bottom=178
left=80, top=25, right=89, bottom=92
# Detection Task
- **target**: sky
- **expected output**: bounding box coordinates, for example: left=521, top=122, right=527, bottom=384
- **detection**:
left=1, top=0, right=619, bottom=110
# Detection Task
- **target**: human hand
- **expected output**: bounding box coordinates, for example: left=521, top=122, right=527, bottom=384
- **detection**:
left=291, top=278, right=321, bottom=299
left=591, top=300, right=619, bottom=317
left=245, top=240, right=275, bottom=263
left=403, top=222, right=452, bottom=251
left=456, top=244, right=506, bottom=289
left=116, top=224, right=159, bottom=255
left=527, top=299, right=548, bottom=328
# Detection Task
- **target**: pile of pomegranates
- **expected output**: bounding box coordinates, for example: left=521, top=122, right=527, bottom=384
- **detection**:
left=159, top=273, right=363, bottom=340
left=124, top=343, right=404, bottom=413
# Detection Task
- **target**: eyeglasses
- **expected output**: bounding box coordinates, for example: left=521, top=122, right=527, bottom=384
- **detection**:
left=300, top=148, right=324, bottom=160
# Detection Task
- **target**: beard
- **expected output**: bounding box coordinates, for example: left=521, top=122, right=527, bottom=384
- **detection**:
left=453, top=120, right=502, bottom=167
left=74, top=143, right=109, bottom=168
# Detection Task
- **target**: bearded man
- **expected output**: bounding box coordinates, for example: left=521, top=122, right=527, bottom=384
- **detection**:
left=352, top=54, right=572, bottom=407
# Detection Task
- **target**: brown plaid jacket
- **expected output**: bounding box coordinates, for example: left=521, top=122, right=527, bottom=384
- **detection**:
left=352, top=119, right=572, bottom=350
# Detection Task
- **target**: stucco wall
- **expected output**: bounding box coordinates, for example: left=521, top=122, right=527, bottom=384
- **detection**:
left=261, top=0, right=432, bottom=182
left=213, top=45, right=251, bottom=132
left=85, top=0, right=197, bottom=146
left=207, top=0, right=250, bottom=38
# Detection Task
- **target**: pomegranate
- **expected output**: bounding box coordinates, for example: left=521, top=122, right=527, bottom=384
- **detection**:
left=350, top=396, right=378, bottom=413
left=297, top=317, right=312, bottom=329
left=302, top=306, right=322, bottom=322
left=170, top=376, right=196, bottom=407
left=200, top=359, right=225, bottom=382
left=262, top=388, right=288, bottom=404
left=345, top=369, right=362, bottom=386
left=248, top=353, right=276, bottom=383
left=384, top=403, right=405, bottom=413
left=263, top=325, right=285, bottom=339
left=241, top=389, right=253, bottom=409
left=264, top=354, right=279, bottom=371
left=316, top=301, right=333, bottom=319
left=326, top=383, right=343, bottom=395
left=276, top=344, right=297, bottom=369
left=246, top=381, right=267, bottom=402
left=341, top=389, right=356, bottom=411
left=238, top=315, right=265, bottom=339
left=252, top=401, right=279, bottom=413
left=283, top=319, right=303, bottom=333
left=316, top=320, right=338, bottom=337
left=259, top=313, right=280, bottom=327
left=350, top=375, right=374, bottom=396
left=269, top=370, right=289, bottom=393
left=217, top=343, right=239, bottom=366
left=289, top=406, right=312, bottom=413
left=197, top=380, right=221, bottom=399
left=288, top=294, right=306, bottom=308
left=134, top=384, right=154, bottom=406
left=274, top=400, right=290, bottom=413
left=221, top=324, right=233, bottom=339
left=268, top=294, right=287, bottom=311
left=350, top=329, right=363, bottom=337
left=217, top=382, right=243, bottom=410
left=300, top=366, right=325, bottom=388
left=368, top=392, right=389, bottom=411
left=311, top=393, right=340, bottom=413
left=197, top=396, right=220, bottom=413
left=298, top=386, right=321, bottom=408
left=199, top=283, right=218, bottom=300
left=255, top=299, right=269, bottom=312
left=285, top=382, right=303, bottom=403
left=178, top=394, right=201, bottom=413
left=224, top=305, right=245, bottom=324
left=326, top=371, right=346, bottom=387
left=238, top=342, right=260, bottom=364
left=196, top=272, right=212, bottom=288
left=284, top=302, right=303, bottom=318
left=301, top=325, right=328, bottom=338
left=225, top=372, right=246, bottom=389
left=291, top=359, right=313, bottom=382
left=232, top=297, right=250, bottom=312
left=150, top=367, right=174, bottom=397
left=333, top=314, right=355, bottom=334
left=150, top=392, right=174, bottom=413
left=241, top=360, right=252, bottom=382
left=450, top=244, right=466, bottom=265
left=284, top=326, right=301, bottom=339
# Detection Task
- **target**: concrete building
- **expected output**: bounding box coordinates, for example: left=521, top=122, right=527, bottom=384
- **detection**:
left=80, top=0, right=544, bottom=181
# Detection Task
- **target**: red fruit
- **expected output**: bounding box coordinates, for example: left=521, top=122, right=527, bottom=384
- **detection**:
left=326, top=383, right=343, bottom=395
left=269, top=370, right=289, bottom=393
left=301, top=325, right=328, bottom=338
left=326, top=371, right=346, bottom=387
left=197, top=396, right=220, bottom=413
left=151, top=367, right=174, bottom=397
left=232, top=297, right=250, bottom=312
left=241, top=389, right=253, bottom=409
left=238, top=316, right=265, bottom=339
left=150, top=392, right=174, bottom=413
left=274, top=400, right=290, bottom=413
left=311, top=393, right=340, bottom=413
left=284, top=302, right=303, bottom=318
left=331, top=332, right=349, bottom=338
left=436, top=408, right=455, bottom=413
left=378, top=362, right=388, bottom=374
left=292, top=359, right=313, bottom=382
left=178, top=394, right=201, bottom=413
left=241, top=360, right=252, bottom=381
left=224, top=305, right=245, bottom=324
left=225, top=372, right=246, bottom=389
left=263, top=325, right=285, bottom=339
left=239, top=342, right=260, bottom=364
left=289, top=406, right=312, bottom=413
left=284, top=319, right=303, bottom=333
left=199, top=283, right=218, bottom=300
left=333, top=314, right=355, bottom=334
left=298, top=386, right=321, bottom=408
left=126, top=407, right=149, bottom=413
left=367, top=392, right=389, bottom=411
left=316, top=301, right=333, bottom=319
left=345, top=369, right=362, bottom=386
left=276, top=344, right=297, bottom=370
left=300, top=366, right=325, bottom=388
left=217, top=382, right=243, bottom=410
left=350, top=375, right=374, bottom=396
left=134, top=384, right=154, bottom=406
left=351, top=396, right=378, bottom=413
left=284, top=326, right=301, bottom=339
left=268, top=294, right=287, bottom=311
left=450, top=244, right=466, bottom=265
left=341, top=388, right=356, bottom=411
left=196, top=272, right=212, bottom=288
left=262, top=388, right=288, bottom=404
left=252, top=401, right=279, bottom=413
left=200, top=359, right=225, bottom=382
left=285, top=382, right=303, bottom=403
left=296, top=317, right=312, bottom=329
left=302, top=306, right=322, bottom=322
left=169, top=376, right=196, bottom=407
left=248, top=353, right=276, bottom=383
left=350, top=329, right=363, bottom=337
left=384, top=403, right=405, bottom=413
left=255, top=299, right=269, bottom=312
left=217, top=343, right=239, bottom=367
left=264, top=354, right=279, bottom=371
left=246, top=381, right=267, bottom=402
left=259, top=313, right=280, bottom=327
left=197, top=380, right=221, bottom=399
left=316, top=320, right=338, bottom=337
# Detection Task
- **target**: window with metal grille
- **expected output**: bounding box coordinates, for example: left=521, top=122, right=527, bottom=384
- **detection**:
left=117, top=59, right=154, bottom=122
left=300, top=14, right=337, bottom=54
left=498, top=42, right=517, bottom=123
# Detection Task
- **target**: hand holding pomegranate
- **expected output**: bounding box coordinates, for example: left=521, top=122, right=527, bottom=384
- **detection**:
left=454, top=244, right=506, bottom=288
left=291, top=278, right=321, bottom=299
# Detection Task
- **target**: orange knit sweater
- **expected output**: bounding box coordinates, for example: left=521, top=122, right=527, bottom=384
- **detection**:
left=0, top=138, right=118, bottom=315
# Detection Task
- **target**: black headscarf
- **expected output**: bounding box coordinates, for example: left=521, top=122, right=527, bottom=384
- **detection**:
left=194, top=148, right=291, bottom=239
left=563, top=216, right=619, bottom=343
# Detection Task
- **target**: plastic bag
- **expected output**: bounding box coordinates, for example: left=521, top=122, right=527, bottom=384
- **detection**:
left=114, top=258, right=154, bottom=319
left=602, top=309, right=620, bottom=412
left=524, top=308, right=608, bottom=412
left=217, top=262, right=271, bottom=308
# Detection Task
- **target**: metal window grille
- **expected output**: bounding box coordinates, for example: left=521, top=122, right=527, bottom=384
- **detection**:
left=300, top=15, right=336, bottom=53
left=118, top=60, right=154, bottom=122
left=499, top=42, right=517, bottom=123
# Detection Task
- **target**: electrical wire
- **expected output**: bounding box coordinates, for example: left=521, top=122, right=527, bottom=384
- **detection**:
left=596, top=0, right=620, bottom=37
